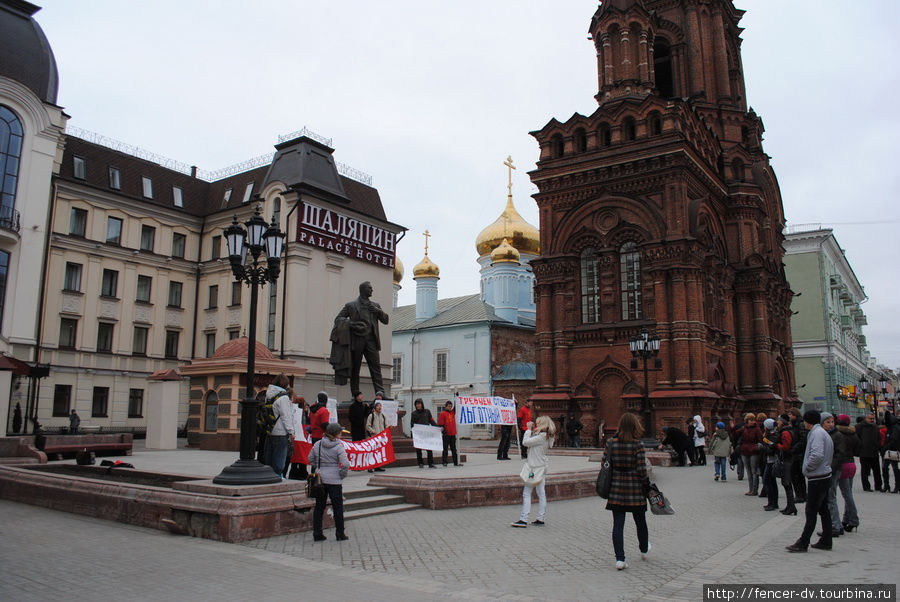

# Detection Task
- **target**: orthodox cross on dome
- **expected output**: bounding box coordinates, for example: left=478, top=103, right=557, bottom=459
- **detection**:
left=423, top=229, right=431, bottom=255
left=504, top=155, right=516, bottom=198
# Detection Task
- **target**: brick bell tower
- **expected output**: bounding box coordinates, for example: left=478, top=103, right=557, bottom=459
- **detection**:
left=528, top=0, right=797, bottom=444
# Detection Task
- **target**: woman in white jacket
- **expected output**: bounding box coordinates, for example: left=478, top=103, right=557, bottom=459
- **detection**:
left=284, top=395, right=308, bottom=479
left=692, top=415, right=707, bottom=466
left=511, top=415, right=557, bottom=528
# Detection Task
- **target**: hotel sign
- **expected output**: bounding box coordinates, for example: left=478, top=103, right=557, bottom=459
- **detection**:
left=297, top=201, right=396, bottom=268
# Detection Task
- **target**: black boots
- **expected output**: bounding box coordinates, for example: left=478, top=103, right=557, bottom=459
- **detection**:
left=786, top=540, right=807, bottom=553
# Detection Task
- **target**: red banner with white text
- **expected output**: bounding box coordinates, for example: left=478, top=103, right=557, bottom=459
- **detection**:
left=291, top=429, right=395, bottom=470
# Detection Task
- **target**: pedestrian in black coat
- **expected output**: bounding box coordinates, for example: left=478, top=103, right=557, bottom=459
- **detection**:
left=662, top=426, right=694, bottom=466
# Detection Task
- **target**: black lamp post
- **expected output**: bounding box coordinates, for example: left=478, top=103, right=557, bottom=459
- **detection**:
left=629, top=328, right=661, bottom=447
left=213, top=205, right=286, bottom=485
left=878, top=375, right=888, bottom=420
left=858, top=376, right=868, bottom=418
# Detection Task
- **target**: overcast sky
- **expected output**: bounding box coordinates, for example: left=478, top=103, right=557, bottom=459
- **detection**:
left=35, top=1, right=900, bottom=369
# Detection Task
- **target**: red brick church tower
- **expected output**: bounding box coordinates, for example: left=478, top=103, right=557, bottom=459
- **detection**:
left=528, top=0, right=797, bottom=443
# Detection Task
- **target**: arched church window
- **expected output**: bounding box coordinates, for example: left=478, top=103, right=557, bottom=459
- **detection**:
left=731, top=158, right=744, bottom=181
left=649, top=112, right=662, bottom=136
left=619, top=242, right=642, bottom=320
left=653, top=38, right=674, bottom=99
left=204, top=390, right=219, bottom=432
left=1, top=105, right=24, bottom=225
left=580, top=247, right=599, bottom=323
left=550, top=134, right=564, bottom=158
left=623, top=117, right=636, bottom=141
left=598, top=123, right=611, bottom=147
left=574, top=128, right=587, bottom=153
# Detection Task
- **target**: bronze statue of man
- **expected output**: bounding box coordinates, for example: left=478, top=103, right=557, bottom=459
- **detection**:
left=330, top=281, right=389, bottom=396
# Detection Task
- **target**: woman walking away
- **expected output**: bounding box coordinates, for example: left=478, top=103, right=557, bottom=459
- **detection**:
left=761, top=419, right=780, bottom=511
left=365, top=402, right=387, bottom=472
left=692, top=415, right=707, bottom=466
left=830, top=414, right=860, bottom=534
left=776, top=414, right=797, bottom=515
left=708, top=422, right=732, bottom=481
left=510, top=415, right=556, bottom=528
left=606, top=413, right=651, bottom=570
left=309, top=422, right=350, bottom=542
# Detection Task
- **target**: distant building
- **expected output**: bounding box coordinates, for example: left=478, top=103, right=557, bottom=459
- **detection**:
left=784, top=227, right=873, bottom=416
left=391, top=167, right=537, bottom=437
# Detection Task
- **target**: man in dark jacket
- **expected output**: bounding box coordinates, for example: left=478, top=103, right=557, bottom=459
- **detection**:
left=348, top=391, right=368, bottom=442
left=788, top=407, right=808, bottom=503
left=410, top=398, right=437, bottom=468
left=661, top=427, right=694, bottom=466
left=856, top=412, right=882, bottom=491
left=882, top=412, right=900, bottom=493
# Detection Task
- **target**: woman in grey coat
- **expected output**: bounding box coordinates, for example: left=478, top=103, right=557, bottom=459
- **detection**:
left=309, top=422, right=350, bottom=542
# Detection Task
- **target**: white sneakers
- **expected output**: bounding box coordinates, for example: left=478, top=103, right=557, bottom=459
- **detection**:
left=641, top=542, right=652, bottom=560
left=615, top=561, right=628, bottom=570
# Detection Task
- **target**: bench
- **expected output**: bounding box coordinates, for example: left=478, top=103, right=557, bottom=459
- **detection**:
left=38, top=433, right=133, bottom=460
left=0, top=437, right=47, bottom=465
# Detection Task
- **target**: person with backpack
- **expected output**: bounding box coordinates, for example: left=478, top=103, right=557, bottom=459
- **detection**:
left=262, top=374, right=295, bottom=478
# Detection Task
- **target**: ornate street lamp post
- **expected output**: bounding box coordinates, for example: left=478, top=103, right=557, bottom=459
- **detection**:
left=878, top=375, right=888, bottom=421
left=858, top=376, right=869, bottom=419
left=629, top=328, right=661, bottom=446
left=213, top=205, right=286, bottom=485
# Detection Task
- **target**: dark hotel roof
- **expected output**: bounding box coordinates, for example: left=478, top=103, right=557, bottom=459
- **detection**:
left=0, top=0, right=59, bottom=104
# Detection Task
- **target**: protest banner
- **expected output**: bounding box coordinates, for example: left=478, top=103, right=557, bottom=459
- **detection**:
left=456, top=396, right=517, bottom=425
left=326, top=397, right=338, bottom=423
left=291, top=439, right=312, bottom=464
left=412, top=424, right=444, bottom=451
left=381, top=399, right=399, bottom=427
left=291, top=429, right=395, bottom=470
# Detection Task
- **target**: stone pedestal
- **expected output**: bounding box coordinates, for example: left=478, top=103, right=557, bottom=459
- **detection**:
left=146, top=369, right=181, bottom=450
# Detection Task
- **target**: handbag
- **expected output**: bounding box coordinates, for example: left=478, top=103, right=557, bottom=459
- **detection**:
left=772, top=456, right=785, bottom=478
left=306, top=441, right=326, bottom=499
left=595, top=457, right=612, bottom=499
left=646, top=481, right=675, bottom=515
left=520, top=463, right=545, bottom=486
left=885, top=450, right=900, bottom=462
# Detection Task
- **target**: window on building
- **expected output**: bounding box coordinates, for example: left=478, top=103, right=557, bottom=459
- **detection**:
left=141, top=176, right=153, bottom=199
left=106, top=216, right=123, bottom=245
left=211, top=235, right=221, bottom=260
left=63, top=262, right=82, bottom=292
left=392, top=356, right=402, bottom=384
left=73, top=156, right=86, bottom=180
left=208, top=284, right=218, bottom=309
left=52, top=384, right=71, bottom=416
left=1, top=105, right=23, bottom=217
left=228, top=329, right=239, bottom=340
left=128, top=389, right=144, bottom=418
left=649, top=112, right=663, bottom=136
left=267, top=280, right=277, bottom=349
left=205, top=333, right=216, bottom=358
left=59, top=317, right=77, bottom=348
left=624, top=117, right=637, bottom=141
left=168, top=281, right=183, bottom=307
left=581, top=247, right=599, bottom=323
left=92, top=387, right=109, bottom=417
left=242, top=182, right=254, bottom=204
left=653, top=38, right=674, bottom=99
left=435, top=351, right=448, bottom=383
left=101, top=269, right=118, bottom=297
left=231, top=281, right=242, bottom=306
left=550, top=134, right=564, bottom=158
left=140, top=224, right=155, bottom=251
left=97, top=322, right=114, bottom=353
left=171, top=232, right=186, bottom=258
left=108, top=166, right=121, bottom=190
left=165, top=330, right=179, bottom=359
left=172, top=186, right=183, bottom=208
left=223, top=188, right=233, bottom=206
left=620, top=242, right=642, bottom=320
left=574, top=128, right=587, bottom=152
left=598, top=123, right=611, bottom=147
left=0, top=250, right=7, bottom=324
left=204, top=391, right=218, bottom=432
left=136, top=275, right=152, bottom=303
left=132, top=326, right=148, bottom=355
left=69, top=207, right=87, bottom=237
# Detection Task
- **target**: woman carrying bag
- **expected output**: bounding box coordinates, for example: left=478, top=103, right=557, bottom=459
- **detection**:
left=606, top=412, right=651, bottom=570
left=365, top=401, right=387, bottom=472
left=308, top=422, right=350, bottom=542
left=510, top=415, right=556, bottom=528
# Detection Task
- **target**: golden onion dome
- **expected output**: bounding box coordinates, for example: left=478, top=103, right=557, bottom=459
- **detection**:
left=393, top=256, right=404, bottom=284
left=475, top=196, right=540, bottom=257
left=490, top=238, right=521, bottom=264
left=412, top=254, right=440, bottom=279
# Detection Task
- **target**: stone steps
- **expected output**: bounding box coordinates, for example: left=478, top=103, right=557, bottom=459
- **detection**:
left=342, top=486, right=421, bottom=521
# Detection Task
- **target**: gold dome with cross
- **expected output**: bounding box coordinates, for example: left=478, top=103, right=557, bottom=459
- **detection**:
left=475, top=156, right=540, bottom=257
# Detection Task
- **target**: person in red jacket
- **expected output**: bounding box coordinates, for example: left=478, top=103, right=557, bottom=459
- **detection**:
left=308, top=392, right=329, bottom=442
left=438, top=401, right=460, bottom=467
left=517, top=399, right=533, bottom=459
left=775, top=414, right=797, bottom=515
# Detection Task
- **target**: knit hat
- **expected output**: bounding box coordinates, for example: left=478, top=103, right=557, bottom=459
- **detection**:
left=837, top=414, right=851, bottom=426
left=763, top=418, right=775, bottom=430
left=716, top=421, right=725, bottom=429
left=820, top=411, right=833, bottom=422
left=803, top=409, right=821, bottom=425
left=317, top=391, right=328, bottom=404
left=325, top=422, right=344, bottom=437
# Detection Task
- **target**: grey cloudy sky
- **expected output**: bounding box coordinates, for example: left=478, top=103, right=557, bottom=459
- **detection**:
left=35, top=1, right=900, bottom=369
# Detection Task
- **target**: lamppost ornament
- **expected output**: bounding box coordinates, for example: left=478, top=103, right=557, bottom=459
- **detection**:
left=213, top=205, right=285, bottom=486
left=629, top=327, right=661, bottom=448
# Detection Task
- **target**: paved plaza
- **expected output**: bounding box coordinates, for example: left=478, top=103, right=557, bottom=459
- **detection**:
left=1, top=444, right=897, bottom=601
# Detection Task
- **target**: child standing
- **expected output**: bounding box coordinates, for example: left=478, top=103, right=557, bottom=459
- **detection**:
left=708, top=422, right=733, bottom=481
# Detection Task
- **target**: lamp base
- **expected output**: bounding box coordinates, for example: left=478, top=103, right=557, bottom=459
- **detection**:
left=212, top=458, right=281, bottom=485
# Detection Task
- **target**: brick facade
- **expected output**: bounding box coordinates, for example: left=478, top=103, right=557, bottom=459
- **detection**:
left=528, top=0, right=797, bottom=444
left=490, top=325, right=536, bottom=404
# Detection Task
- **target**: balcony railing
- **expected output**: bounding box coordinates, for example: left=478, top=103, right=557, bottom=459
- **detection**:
left=0, top=206, right=21, bottom=233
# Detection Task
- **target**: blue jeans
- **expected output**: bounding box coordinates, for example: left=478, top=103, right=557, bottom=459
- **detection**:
left=611, top=510, right=648, bottom=562
left=838, top=475, right=859, bottom=528
left=264, top=435, right=290, bottom=477
left=714, top=457, right=728, bottom=479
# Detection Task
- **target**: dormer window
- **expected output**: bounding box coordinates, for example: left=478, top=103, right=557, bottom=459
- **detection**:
left=108, top=167, right=121, bottom=190
left=142, top=177, right=153, bottom=199
left=242, top=182, right=254, bottom=204
left=173, top=186, right=183, bottom=208
left=73, top=156, right=86, bottom=180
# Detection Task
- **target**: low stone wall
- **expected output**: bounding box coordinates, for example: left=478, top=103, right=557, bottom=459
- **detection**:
left=0, top=437, right=46, bottom=465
